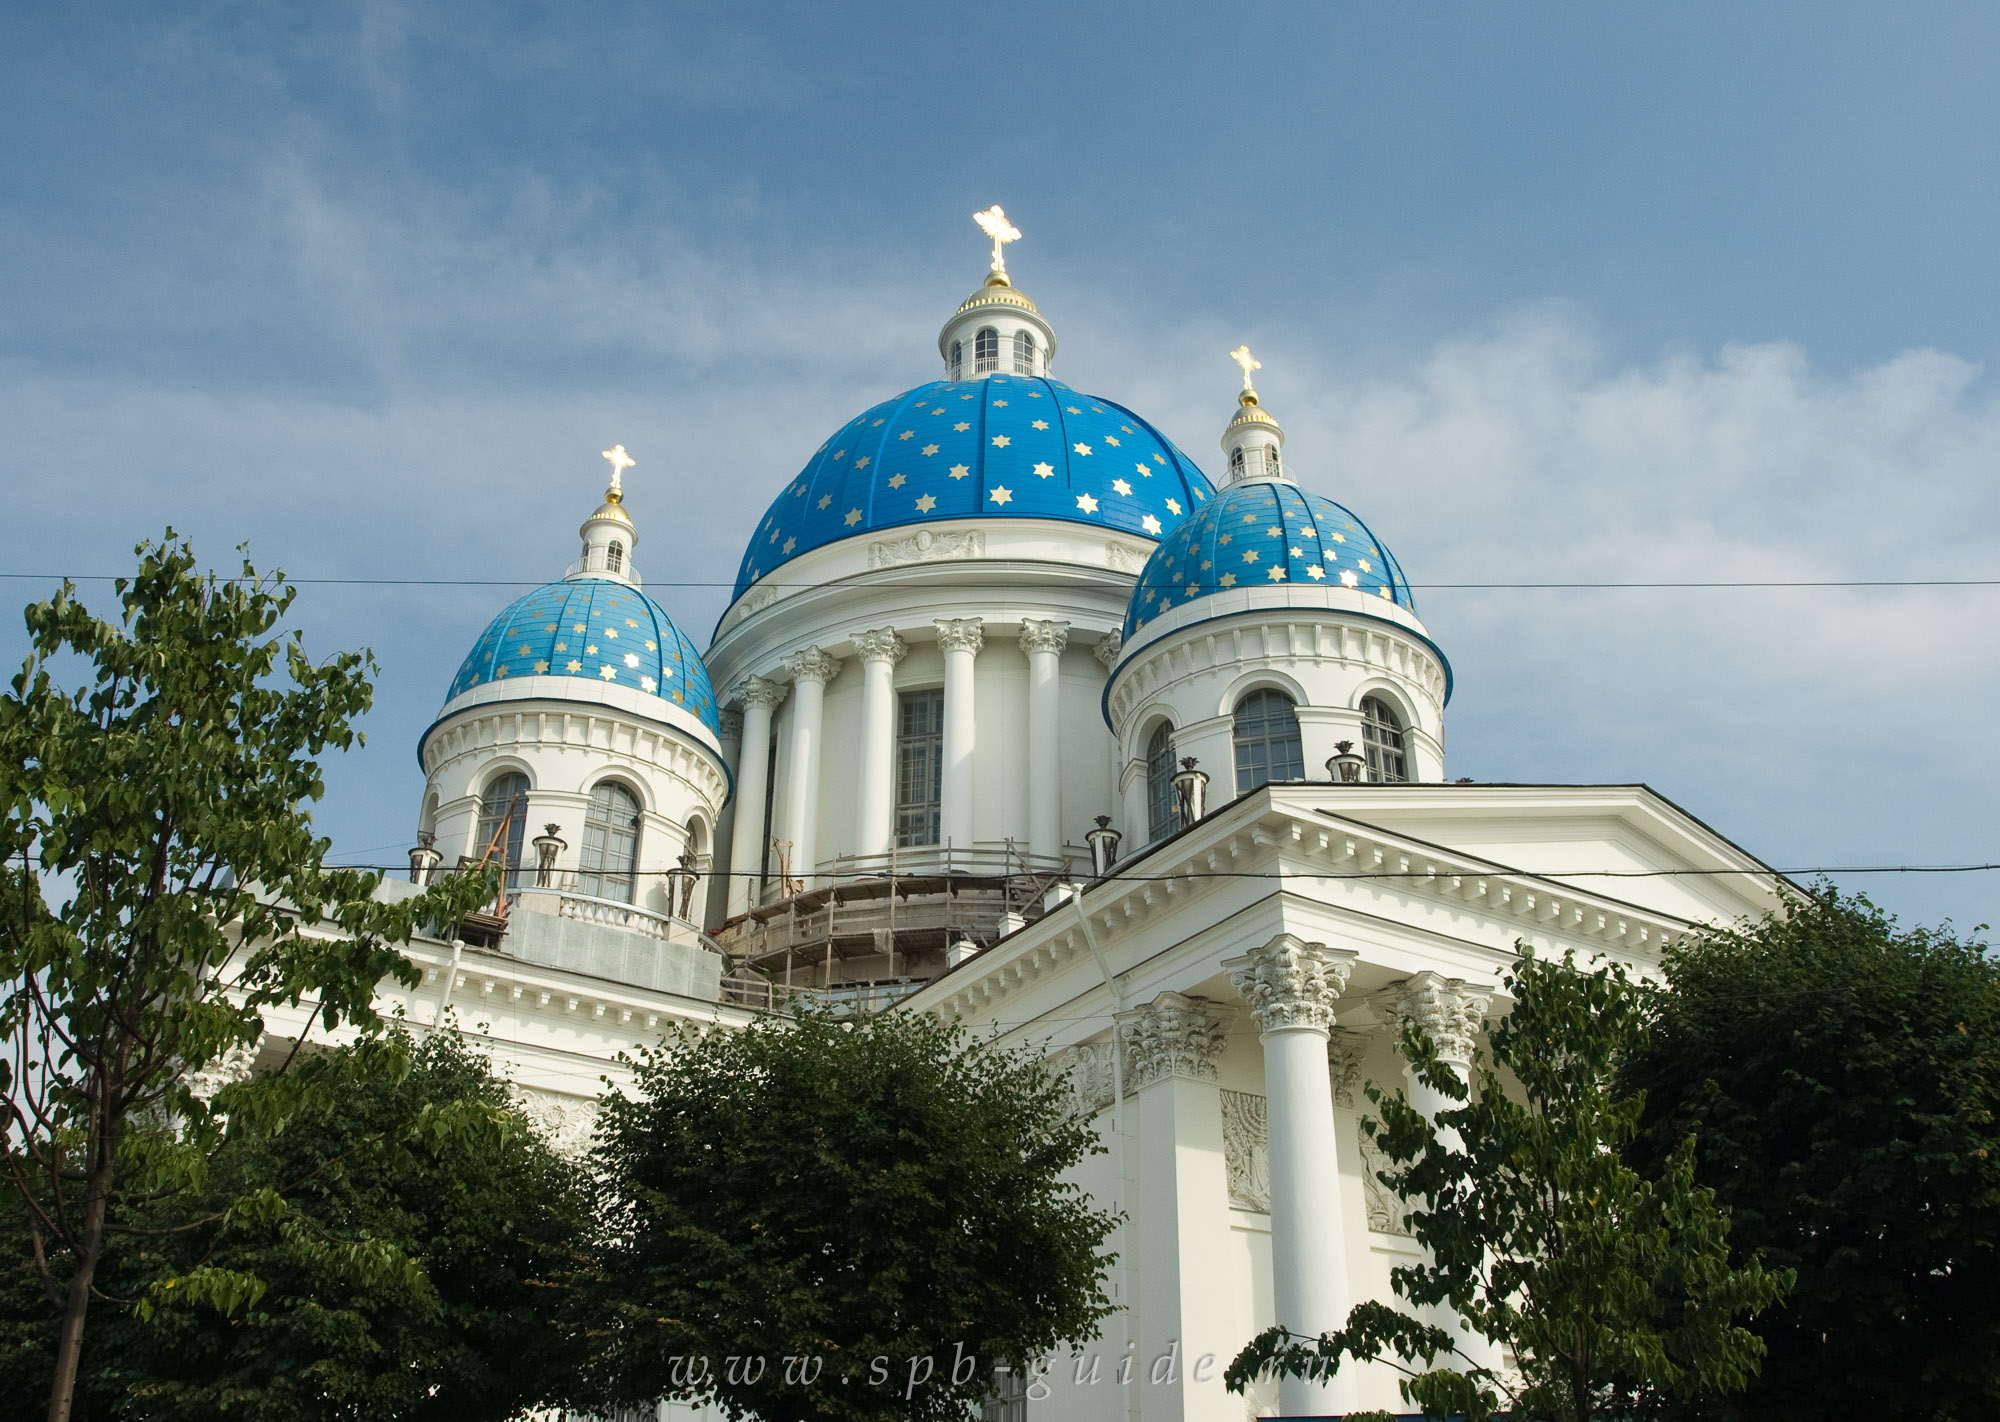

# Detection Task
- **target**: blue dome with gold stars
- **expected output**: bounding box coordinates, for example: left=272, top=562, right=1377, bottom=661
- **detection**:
left=445, top=577, right=720, bottom=735
left=1122, top=478, right=1418, bottom=643
left=732, top=375, right=1215, bottom=601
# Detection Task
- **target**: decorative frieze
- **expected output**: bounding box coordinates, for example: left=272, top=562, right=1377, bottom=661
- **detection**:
left=1224, top=933, right=1359, bottom=1034
left=512, top=1087, right=599, bottom=1159
left=1045, top=1039, right=1119, bottom=1119
left=1118, top=990, right=1230, bottom=1090
left=1018, top=618, right=1070, bottom=657
left=1221, top=1089, right=1271, bottom=1212
left=1357, top=1131, right=1414, bottom=1237
left=1397, top=972, right=1492, bottom=1066
left=933, top=617, right=985, bottom=655
left=869, top=527, right=985, bottom=568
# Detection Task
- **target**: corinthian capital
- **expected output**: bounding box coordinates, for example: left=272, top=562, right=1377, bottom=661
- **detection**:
left=1092, top=630, right=1123, bottom=668
left=1118, top=991, right=1231, bottom=1091
left=1396, top=972, right=1492, bottom=1067
left=1224, top=933, right=1358, bottom=1034
left=852, top=627, right=908, bottom=666
left=1018, top=618, right=1070, bottom=657
left=784, top=646, right=842, bottom=686
left=934, top=618, right=984, bottom=655
left=733, top=674, right=789, bottom=713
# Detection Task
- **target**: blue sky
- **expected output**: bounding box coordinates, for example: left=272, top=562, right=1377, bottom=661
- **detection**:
left=4, top=3, right=1997, bottom=929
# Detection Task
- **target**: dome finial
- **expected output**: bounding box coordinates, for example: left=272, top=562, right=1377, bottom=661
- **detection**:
left=601, top=443, right=634, bottom=505
left=973, top=205, right=1021, bottom=284
left=1229, top=345, right=1263, bottom=406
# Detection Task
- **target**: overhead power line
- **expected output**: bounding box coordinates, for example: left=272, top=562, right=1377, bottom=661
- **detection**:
left=324, top=862, right=2000, bottom=878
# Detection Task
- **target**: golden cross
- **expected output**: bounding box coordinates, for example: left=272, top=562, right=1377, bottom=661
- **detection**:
left=601, top=443, right=635, bottom=496
left=973, top=205, right=1021, bottom=274
left=1229, top=346, right=1262, bottom=391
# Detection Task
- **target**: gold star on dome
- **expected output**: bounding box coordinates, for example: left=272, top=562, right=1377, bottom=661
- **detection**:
left=517, top=643, right=530, bottom=655
left=1073, top=443, right=1092, bottom=456
left=819, top=493, right=833, bottom=509
left=1199, top=559, right=1211, bottom=570
left=1033, top=461, right=1054, bottom=478
left=930, top=407, right=945, bottom=415
left=872, top=418, right=885, bottom=426
left=1121, top=424, right=1134, bottom=434
left=915, top=493, right=937, bottom=512
left=605, top=628, right=619, bottom=639
left=1242, top=549, right=1259, bottom=563
left=645, top=639, right=657, bottom=650
left=1104, top=435, right=1121, bottom=447
left=993, top=399, right=1008, bottom=407
left=641, top=675, right=657, bottom=692
left=922, top=443, right=939, bottom=456
left=543, top=622, right=556, bottom=631
left=600, top=665, right=617, bottom=680
left=1066, top=405, right=1082, bottom=413
left=1218, top=533, right=1233, bottom=546
left=833, top=448, right=847, bottom=460
left=1076, top=492, right=1099, bottom=513
left=960, top=393, right=975, bottom=400
left=991, top=434, right=1011, bottom=448
left=954, top=422, right=970, bottom=432
left=1166, top=498, right=1181, bottom=514
left=888, top=473, right=907, bottom=489
left=554, top=641, right=567, bottom=652
left=1288, top=546, right=1303, bottom=558
left=1219, top=573, right=1236, bottom=588
left=1135, top=463, right=1151, bottom=478
left=1032, top=419, right=1049, bottom=430
left=574, top=623, right=587, bottom=633
left=898, top=430, right=914, bottom=441
left=566, top=659, right=582, bottom=672
left=534, top=659, right=550, bottom=673
left=990, top=486, right=1013, bottom=505
left=855, top=455, right=871, bottom=470
left=495, top=665, right=509, bottom=678
left=845, top=508, right=863, bottom=526
left=1112, top=478, right=1131, bottom=495
left=1141, top=514, right=1162, bottom=535
left=783, top=537, right=796, bottom=553
left=1340, top=570, right=1359, bottom=587
left=1357, top=559, right=1372, bottom=572
left=1267, top=566, right=1288, bottom=582
left=941, top=464, right=967, bottom=481
left=586, top=643, right=598, bottom=654
left=626, top=617, right=639, bottom=627
left=624, top=653, right=641, bottom=667
left=1306, top=565, right=1326, bottom=580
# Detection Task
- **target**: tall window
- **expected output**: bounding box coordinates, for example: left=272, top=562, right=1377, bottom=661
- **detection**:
left=1233, top=690, right=1304, bottom=793
left=896, top=689, right=945, bottom=847
left=1013, top=330, right=1037, bottom=375
left=1362, top=696, right=1410, bottom=783
left=1229, top=447, right=1245, bottom=480
left=1263, top=444, right=1280, bottom=477
left=981, top=1366, right=1029, bottom=1422
left=577, top=781, right=641, bottom=903
left=474, top=772, right=530, bottom=888
left=949, top=339, right=963, bottom=381
left=1145, top=722, right=1178, bottom=842
left=606, top=540, right=623, bottom=573
left=974, top=327, right=1000, bottom=374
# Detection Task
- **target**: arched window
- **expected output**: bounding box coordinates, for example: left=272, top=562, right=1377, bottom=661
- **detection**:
left=1362, top=696, right=1410, bottom=783
left=1233, top=690, right=1304, bottom=793
left=577, top=781, right=642, bottom=903
left=606, top=540, right=624, bottom=573
left=974, top=327, right=1000, bottom=374
left=1263, top=444, right=1280, bottom=477
left=1145, top=722, right=1177, bottom=842
left=949, top=339, right=963, bottom=381
left=474, top=772, right=530, bottom=889
left=1013, top=330, right=1037, bottom=375
left=1229, top=447, right=1245, bottom=480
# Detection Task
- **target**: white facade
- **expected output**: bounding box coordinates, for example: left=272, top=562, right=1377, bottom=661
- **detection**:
left=265, top=232, right=1798, bottom=1419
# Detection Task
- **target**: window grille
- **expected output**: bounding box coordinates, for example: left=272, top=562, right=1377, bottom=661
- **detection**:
left=1229, top=447, right=1245, bottom=479
left=1146, top=722, right=1177, bottom=843
left=474, top=773, right=530, bottom=889
left=1233, top=690, right=1304, bottom=792
left=974, top=327, right=1000, bottom=374
left=576, top=781, right=642, bottom=903
left=1362, top=696, right=1410, bottom=783
left=896, top=689, right=945, bottom=847
left=1013, top=330, right=1037, bottom=374
left=606, top=541, right=623, bottom=573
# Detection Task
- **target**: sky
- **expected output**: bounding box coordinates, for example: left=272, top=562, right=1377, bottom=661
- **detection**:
left=3, top=2, right=1997, bottom=930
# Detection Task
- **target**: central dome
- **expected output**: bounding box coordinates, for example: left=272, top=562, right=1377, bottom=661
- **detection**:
left=732, top=375, right=1214, bottom=601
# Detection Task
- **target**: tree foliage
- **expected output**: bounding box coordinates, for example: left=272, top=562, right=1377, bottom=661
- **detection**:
left=1227, top=948, right=1789, bottom=1422
left=0, top=534, right=494, bottom=1421
left=587, top=1007, right=1119, bottom=1422
left=1626, top=890, right=2000, bottom=1420
left=2, top=1028, right=593, bottom=1421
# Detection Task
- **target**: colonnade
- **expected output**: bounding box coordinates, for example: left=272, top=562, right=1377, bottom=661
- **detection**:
left=723, top=616, right=1074, bottom=915
left=1111, top=940, right=1493, bottom=1420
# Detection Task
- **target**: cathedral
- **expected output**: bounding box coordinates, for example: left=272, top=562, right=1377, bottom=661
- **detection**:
left=261, top=211, right=1787, bottom=1419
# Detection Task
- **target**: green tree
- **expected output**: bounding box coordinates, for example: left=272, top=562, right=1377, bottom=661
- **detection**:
left=1626, top=890, right=2000, bottom=1420
left=0, top=535, right=494, bottom=1422
left=1227, top=948, right=1789, bottom=1422
left=2, top=1027, right=594, bottom=1421
left=587, top=1008, right=1119, bottom=1422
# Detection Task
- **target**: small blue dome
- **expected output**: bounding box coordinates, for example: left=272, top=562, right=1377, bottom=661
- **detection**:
left=732, top=376, right=1215, bottom=602
left=446, top=578, right=721, bottom=735
left=1123, top=479, right=1418, bottom=642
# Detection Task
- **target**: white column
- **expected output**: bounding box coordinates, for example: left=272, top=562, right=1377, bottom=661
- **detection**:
left=934, top=618, right=982, bottom=855
left=780, top=647, right=840, bottom=888
left=852, top=628, right=907, bottom=859
left=1225, top=934, right=1360, bottom=1416
left=1399, top=972, right=1502, bottom=1375
left=1118, top=991, right=1237, bottom=1422
left=1018, top=619, right=1069, bottom=863
left=725, top=676, right=787, bottom=917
